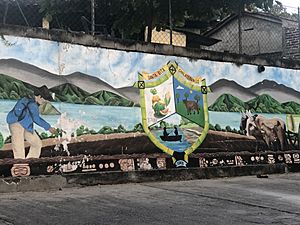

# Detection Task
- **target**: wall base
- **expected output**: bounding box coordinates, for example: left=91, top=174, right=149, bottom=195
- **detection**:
left=0, top=164, right=289, bottom=193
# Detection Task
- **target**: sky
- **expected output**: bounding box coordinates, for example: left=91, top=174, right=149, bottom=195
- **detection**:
left=279, top=0, right=299, bottom=13
left=0, top=35, right=300, bottom=91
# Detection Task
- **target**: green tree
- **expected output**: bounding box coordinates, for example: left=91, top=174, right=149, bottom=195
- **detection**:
left=184, top=92, right=189, bottom=100
left=209, top=124, right=216, bottom=130
left=38, top=0, right=62, bottom=22
left=90, top=0, right=276, bottom=39
left=175, top=92, right=180, bottom=103
left=269, top=1, right=298, bottom=20
left=37, top=0, right=275, bottom=40
left=194, top=94, right=200, bottom=103
left=159, top=120, right=167, bottom=128
left=117, top=125, right=126, bottom=133
left=225, top=126, right=232, bottom=132
left=0, top=132, right=3, bottom=149
left=99, top=126, right=114, bottom=134
left=150, top=88, right=158, bottom=95
left=214, top=124, right=222, bottom=131
left=133, top=123, right=144, bottom=132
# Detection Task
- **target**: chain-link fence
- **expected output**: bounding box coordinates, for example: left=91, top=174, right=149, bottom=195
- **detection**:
left=202, top=4, right=300, bottom=59
left=0, top=0, right=186, bottom=46
left=0, top=0, right=299, bottom=59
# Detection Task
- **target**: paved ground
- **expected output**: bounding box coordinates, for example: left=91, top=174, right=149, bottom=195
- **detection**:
left=0, top=173, right=300, bottom=225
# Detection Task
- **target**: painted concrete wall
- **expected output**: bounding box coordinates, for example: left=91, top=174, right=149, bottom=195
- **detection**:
left=0, top=25, right=300, bottom=177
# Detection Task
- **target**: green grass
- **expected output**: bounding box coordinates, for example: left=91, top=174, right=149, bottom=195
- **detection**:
left=176, top=101, right=204, bottom=127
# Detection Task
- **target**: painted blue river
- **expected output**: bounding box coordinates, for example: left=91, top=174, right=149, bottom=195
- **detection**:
left=0, top=100, right=287, bottom=139
left=152, top=128, right=190, bottom=152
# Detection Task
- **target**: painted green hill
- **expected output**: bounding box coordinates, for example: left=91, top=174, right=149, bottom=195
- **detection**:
left=50, top=83, right=90, bottom=104
left=208, top=93, right=246, bottom=112
left=39, top=102, right=61, bottom=115
left=282, top=101, right=300, bottom=114
left=0, top=73, right=135, bottom=107
left=85, top=90, right=135, bottom=107
left=50, top=83, right=135, bottom=106
left=246, top=94, right=284, bottom=113
left=0, top=74, right=33, bottom=99
left=209, top=93, right=300, bottom=114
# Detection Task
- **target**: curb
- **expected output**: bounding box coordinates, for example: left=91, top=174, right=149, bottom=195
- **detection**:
left=0, top=164, right=288, bottom=193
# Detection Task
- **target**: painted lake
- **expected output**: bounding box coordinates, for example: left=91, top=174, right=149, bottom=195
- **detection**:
left=0, top=100, right=287, bottom=139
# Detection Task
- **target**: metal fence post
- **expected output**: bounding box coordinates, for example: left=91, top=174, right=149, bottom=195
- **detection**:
left=169, top=0, right=173, bottom=45
left=91, top=0, right=95, bottom=35
left=238, top=4, right=242, bottom=54
left=15, top=0, right=29, bottom=26
left=3, top=1, right=9, bottom=24
left=298, top=7, right=300, bottom=53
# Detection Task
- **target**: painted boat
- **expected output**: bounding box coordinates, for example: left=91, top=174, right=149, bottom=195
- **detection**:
left=160, top=135, right=182, bottom=142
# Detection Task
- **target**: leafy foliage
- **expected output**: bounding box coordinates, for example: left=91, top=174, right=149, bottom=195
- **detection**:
left=116, top=125, right=126, bottom=133
left=133, top=123, right=144, bottom=132
left=0, top=132, right=3, bottom=149
left=150, top=88, right=158, bottom=95
left=37, top=0, right=275, bottom=40
left=269, top=1, right=298, bottom=20
left=209, top=123, right=216, bottom=130
left=98, top=126, right=114, bottom=134
left=214, top=124, right=222, bottom=131
left=184, top=92, right=189, bottom=100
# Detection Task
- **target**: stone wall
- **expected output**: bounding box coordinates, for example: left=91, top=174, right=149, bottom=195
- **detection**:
left=284, top=27, right=300, bottom=60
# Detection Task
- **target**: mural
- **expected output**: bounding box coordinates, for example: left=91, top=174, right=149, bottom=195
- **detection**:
left=0, top=35, right=300, bottom=176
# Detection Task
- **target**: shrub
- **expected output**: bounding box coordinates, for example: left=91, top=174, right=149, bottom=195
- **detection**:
left=225, top=126, right=232, bottom=132
left=209, top=124, right=216, bottom=130
left=214, top=124, right=222, bottom=131
left=0, top=132, right=3, bottom=148
left=40, top=132, right=49, bottom=139
left=99, top=126, right=114, bottom=134
left=133, top=123, right=144, bottom=132
left=117, top=125, right=126, bottom=133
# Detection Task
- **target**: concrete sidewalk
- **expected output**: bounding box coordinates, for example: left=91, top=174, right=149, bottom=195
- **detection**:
left=0, top=172, right=300, bottom=225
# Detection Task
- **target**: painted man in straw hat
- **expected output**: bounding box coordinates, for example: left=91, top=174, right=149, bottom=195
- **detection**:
left=6, top=87, right=56, bottom=160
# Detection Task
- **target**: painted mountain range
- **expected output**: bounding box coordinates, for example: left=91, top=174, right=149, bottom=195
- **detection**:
left=0, top=59, right=137, bottom=106
left=209, top=79, right=300, bottom=114
left=1, top=58, right=299, bottom=111
left=112, top=77, right=300, bottom=111
left=209, top=93, right=300, bottom=114
left=209, top=79, right=300, bottom=105
left=0, top=73, right=135, bottom=107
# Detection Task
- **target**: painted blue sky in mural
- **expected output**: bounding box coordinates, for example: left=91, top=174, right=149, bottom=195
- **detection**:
left=0, top=35, right=299, bottom=90
left=173, top=77, right=203, bottom=106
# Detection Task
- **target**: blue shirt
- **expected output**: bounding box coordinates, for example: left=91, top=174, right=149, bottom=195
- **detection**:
left=6, top=97, right=51, bottom=133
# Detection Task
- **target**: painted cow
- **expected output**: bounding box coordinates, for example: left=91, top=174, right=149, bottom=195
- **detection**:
left=240, top=111, right=287, bottom=151
left=182, top=100, right=199, bottom=115
left=260, top=122, right=281, bottom=151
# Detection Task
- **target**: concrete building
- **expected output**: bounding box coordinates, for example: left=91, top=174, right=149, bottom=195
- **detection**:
left=201, top=12, right=300, bottom=60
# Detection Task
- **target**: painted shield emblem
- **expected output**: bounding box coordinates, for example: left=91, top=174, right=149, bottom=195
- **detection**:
left=135, top=61, right=209, bottom=167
